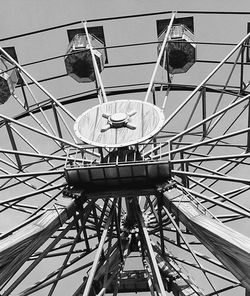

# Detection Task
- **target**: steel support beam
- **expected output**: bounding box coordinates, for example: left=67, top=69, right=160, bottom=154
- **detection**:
left=201, top=87, right=207, bottom=138
left=144, top=11, right=176, bottom=102
left=82, top=206, right=114, bottom=296
left=135, top=201, right=167, bottom=296
left=5, top=121, right=22, bottom=171
left=160, top=185, right=250, bottom=290
left=247, top=98, right=250, bottom=152
left=0, top=196, right=77, bottom=292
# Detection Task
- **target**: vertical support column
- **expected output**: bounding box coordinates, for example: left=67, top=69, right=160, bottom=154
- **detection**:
left=247, top=98, right=250, bottom=152
left=19, top=77, right=29, bottom=110
left=239, top=41, right=249, bottom=151
left=143, top=259, right=157, bottom=296
left=180, top=151, right=189, bottom=188
left=152, top=86, right=159, bottom=149
left=156, top=193, right=165, bottom=257
left=114, top=203, right=124, bottom=263
left=135, top=200, right=167, bottom=296
left=168, top=140, right=173, bottom=162
left=152, top=85, right=156, bottom=105
left=201, top=87, right=207, bottom=138
left=52, top=103, right=63, bottom=144
left=5, top=121, right=22, bottom=171
left=82, top=207, right=114, bottom=296
left=240, top=43, right=246, bottom=94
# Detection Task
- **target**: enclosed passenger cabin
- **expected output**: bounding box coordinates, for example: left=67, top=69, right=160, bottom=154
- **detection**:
left=0, top=55, right=18, bottom=104
left=158, top=18, right=196, bottom=74
left=65, top=32, right=106, bottom=83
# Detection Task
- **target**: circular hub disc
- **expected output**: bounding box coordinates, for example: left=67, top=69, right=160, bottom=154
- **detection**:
left=74, top=99, right=165, bottom=148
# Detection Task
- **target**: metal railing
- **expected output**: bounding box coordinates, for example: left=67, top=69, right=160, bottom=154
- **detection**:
left=65, top=142, right=171, bottom=169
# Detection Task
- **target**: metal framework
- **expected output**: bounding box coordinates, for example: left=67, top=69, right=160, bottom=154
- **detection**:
left=0, top=9, right=250, bottom=296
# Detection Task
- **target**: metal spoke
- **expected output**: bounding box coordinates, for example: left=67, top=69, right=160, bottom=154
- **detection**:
left=47, top=203, right=94, bottom=295
left=162, top=205, right=218, bottom=295
left=135, top=200, right=167, bottom=295
left=0, top=46, right=76, bottom=121
left=173, top=170, right=250, bottom=185
left=177, top=185, right=250, bottom=218
left=82, top=200, right=116, bottom=296
left=0, top=182, right=65, bottom=205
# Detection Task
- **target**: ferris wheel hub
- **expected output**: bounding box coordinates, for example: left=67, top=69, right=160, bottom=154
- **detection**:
left=74, top=100, right=165, bottom=148
left=110, top=112, right=128, bottom=123
left=101, top=111, right=137, bottom=131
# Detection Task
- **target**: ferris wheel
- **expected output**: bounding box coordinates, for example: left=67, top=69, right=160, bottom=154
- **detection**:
left=0, top=9, right=250, bottom=296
